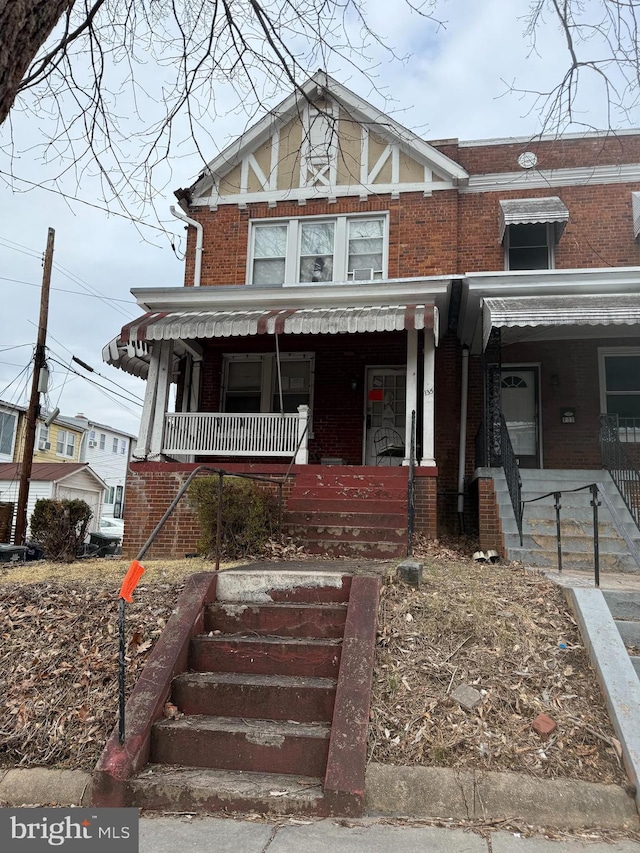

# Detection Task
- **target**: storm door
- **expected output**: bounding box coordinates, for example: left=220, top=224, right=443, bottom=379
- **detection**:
left=500, top=366, right=541, bottom=468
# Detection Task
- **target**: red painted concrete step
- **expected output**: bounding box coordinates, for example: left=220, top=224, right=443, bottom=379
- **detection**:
left=128, top=766, right=330, bottom=817
left=285, top=497, right=406, bottom=514
left=150, top=715, right=330, bottom=776
left=189, top=634, right=342, bottom=678
left=204, top=601, right=347, bottom=638
left=286, top=524, right=406, bottom=544
left=172, top=672, right=337, bottom=722
left=285, top=510, right=408, bottom=529
left=302, top=539, right=405, bottom=558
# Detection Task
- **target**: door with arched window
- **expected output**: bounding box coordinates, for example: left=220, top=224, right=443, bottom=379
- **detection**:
left=500, top=366, right=541, bottom=468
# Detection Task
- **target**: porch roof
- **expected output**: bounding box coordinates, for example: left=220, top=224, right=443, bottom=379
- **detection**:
left=482, top=293, right=640, bottom=348
left=119, top=303, right=436, bottom=343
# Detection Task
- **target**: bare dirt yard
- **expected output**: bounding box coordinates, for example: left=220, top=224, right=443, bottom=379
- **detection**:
left=0, top=542, right=627, bottom=790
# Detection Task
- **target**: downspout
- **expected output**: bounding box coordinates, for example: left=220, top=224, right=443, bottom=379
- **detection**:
left=457, top=347, right=469, bottom=533
left=170, top=205, right=203, bottom=288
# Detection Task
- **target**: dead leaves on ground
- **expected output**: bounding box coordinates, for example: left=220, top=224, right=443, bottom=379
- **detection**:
left=369, top=550, right=626, bottom=785
left=0, top=581, right=181, bottom=770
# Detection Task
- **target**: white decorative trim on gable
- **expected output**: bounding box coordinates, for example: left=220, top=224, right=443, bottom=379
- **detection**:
left=185, top=71, right=468, bottom=208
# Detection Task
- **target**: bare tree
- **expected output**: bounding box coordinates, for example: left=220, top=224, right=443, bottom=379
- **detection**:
left=0, top=0, right=638, bottom=219
left=523, top=0, right=640, bottom=131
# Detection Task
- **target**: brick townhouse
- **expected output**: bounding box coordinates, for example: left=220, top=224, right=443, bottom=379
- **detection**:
left=104, top=71, right=640, bottom=564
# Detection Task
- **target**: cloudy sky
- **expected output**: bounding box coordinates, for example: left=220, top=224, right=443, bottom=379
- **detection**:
left=0, top=0, right=636, bottom=437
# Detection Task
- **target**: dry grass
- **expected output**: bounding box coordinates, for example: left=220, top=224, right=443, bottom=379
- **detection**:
left=369, top=538, right=627, bottom=785
left=0, top=547, right=628, bottom=788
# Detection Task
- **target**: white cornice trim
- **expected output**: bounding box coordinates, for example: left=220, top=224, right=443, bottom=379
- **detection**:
left=195, top=180, right=456, bottom=208
left=461, top=163, right=640, bottom=193
left=130, top=277, right=455, bottom=313
left=458, top=128, right=640, bottom=147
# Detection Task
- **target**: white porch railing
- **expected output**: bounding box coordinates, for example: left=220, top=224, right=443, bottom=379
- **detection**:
left=162, top=406, right=309, bottom=463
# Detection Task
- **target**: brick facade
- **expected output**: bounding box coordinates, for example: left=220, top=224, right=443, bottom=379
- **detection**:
left=124, top=116, right=640, bottom=553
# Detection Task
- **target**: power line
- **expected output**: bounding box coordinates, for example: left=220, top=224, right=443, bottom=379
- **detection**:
left=47, top=356, right=143, bottom=410
left=0, top=275, right=137, bottom=306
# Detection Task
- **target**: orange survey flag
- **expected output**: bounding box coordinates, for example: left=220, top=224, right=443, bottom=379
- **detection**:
left=118, top=560, right=145, bottom=602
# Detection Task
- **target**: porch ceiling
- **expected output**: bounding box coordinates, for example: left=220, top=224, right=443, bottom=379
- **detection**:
left=482, top=293, right=640, bottom=349
left=119, top=304, right=437, bottom=343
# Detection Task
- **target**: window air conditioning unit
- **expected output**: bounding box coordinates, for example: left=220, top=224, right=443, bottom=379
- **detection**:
left=88, top=439, right=97, bottom=448
left=38, top=440, right=51, bottom=451
left=352, top=268, right=375, bottom=281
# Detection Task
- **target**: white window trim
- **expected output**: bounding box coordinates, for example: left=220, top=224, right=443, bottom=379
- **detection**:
left=504, top=222, right=555, bottom=271
left=247, top=212, right=389, bottom=285
left=56, top=429, right=76, bottom=459
left=598, top=347, right=640, bottom=441
left=0, top=409, right=17, bottom=460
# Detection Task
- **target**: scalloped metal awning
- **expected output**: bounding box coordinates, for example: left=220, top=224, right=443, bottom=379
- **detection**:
left=118, top=304, right=437, bottom=342
left=482, top=294, right=640, bottom=348
left=499, top=196, right=569, bottom=242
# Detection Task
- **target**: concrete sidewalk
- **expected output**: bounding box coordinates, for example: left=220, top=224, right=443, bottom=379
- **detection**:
left=139, top=816, right=640, bottom=852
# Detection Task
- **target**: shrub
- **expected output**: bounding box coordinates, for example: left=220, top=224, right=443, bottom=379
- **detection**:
left=29, top=498, right=93, bottom=562
left=189, top=476, right=279, bottom=559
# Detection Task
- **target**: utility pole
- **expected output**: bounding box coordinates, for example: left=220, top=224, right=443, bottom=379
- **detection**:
left=14, top=228, right=55, bottom=546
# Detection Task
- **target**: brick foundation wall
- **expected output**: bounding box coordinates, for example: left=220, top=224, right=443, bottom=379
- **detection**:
left=477, top=476, right=504, bottom=555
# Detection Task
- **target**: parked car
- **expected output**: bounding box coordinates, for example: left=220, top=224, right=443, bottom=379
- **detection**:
left=100, top=517, right=125, bottom=537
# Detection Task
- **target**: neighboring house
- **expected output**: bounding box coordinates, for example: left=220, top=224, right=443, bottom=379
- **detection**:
left=66, top=414, right=135, bottom=520
left=102, top=71, right=640, bottom=560
left=0, top=463, right=106, bottom=538
left=0, top=402, right=20, bottom=463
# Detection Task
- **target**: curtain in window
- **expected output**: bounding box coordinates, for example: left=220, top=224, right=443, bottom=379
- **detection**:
left=299, top=222, right=334, bottom=282
left=253, top=224, right=287, bottom=285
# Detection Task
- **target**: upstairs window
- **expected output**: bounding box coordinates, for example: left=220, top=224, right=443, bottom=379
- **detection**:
left=0, top=411, right=16, bottom=458
left=56, top=430, right=76, bottom=458
left=249, top=215, right=387, bottom=285
left=505, top=223, right=552, bottom=270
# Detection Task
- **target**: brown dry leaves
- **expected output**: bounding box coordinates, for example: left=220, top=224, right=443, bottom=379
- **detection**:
left=369, top=547, right=626, bottom=785
left=0, top=580, right=182, bottom=770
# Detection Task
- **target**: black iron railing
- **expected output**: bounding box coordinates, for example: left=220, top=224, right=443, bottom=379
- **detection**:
left=474, top=416, right=523, bottom=547
left=600, top=413, right=640, bottom=530
left=407, top=410, right=416, bottom=557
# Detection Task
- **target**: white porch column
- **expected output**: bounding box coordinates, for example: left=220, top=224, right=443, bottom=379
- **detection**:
left=148, top=341, right=174, bottom=458
left=189, top=358, right=202, bottom=412
left=134, top=344, right=160, bottom=459
left=295, top=405, right=309, bottom=464
left=404, top=327, right=419, bottom=465
left=421, top=330, right=436, bottom=466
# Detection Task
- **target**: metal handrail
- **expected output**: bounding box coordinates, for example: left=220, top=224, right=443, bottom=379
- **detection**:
left=499, top=415, right=523, bottom=547
left=600, top=413, right=640, bottom=529
left=520, top=481, right=640, bottom=587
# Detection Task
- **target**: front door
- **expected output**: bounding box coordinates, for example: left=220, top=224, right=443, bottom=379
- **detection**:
left=501, top=366, right=541, bottom=468
left=364, top=367, right=406, bottom=465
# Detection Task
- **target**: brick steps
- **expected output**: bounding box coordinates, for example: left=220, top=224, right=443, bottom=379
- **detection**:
left=284, top=468, right=409, bottom=558
left=151, top=715, right=331, bottom=776
left=93, top=571, right=380, bottom=817
left=172, top=672, right=336, bottom=721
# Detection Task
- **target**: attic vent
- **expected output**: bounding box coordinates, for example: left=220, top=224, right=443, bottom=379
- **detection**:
left=633, top=192, right=640, bottom=241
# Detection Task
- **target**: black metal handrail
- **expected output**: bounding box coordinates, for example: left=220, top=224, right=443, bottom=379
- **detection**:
left=600, top=413, right=640, bottom=529
left=407, top=410, right=416, bottom=557
left=499, top=415, right=523, bottom=547
left=521, top=481, right=640, bottom=587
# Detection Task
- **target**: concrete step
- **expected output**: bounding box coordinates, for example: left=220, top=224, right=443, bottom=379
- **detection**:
left=294, top=469, right=408, bottom=488
left=518, top=469, right=612, bottom=482
left=301, top=539, right=406, bottom=558
left=215, top=571, right=352, bottom=604
left=284, top=510, right=407, bottom=528
left=505, top=547, right=640, bottom=572
left=632, top=657, right=640, bottom=677
left=501, top=516, right=640, bottom=540
left=172, top=672, right=336, bottom=722
left=615, top=620, right=640, bottom=648
left=204, top=601, right=347, bottom=639
left=603, top=591, right=640, bottom=620
left=150, top=715, right=330, bottom=776
left=505, top=532, right=639, bottom=555
left=286, top=497, right=406, bottom=514
left=285, top=524, right=406, bottom=544
left=128, top=765, right=329, bottom=816
left=189, top=634, right=342, bottom=678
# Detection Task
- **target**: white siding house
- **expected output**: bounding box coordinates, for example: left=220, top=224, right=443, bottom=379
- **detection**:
left=0, top=463, right=106, bottom=538
left=68, top=415, right=136, bottom=520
